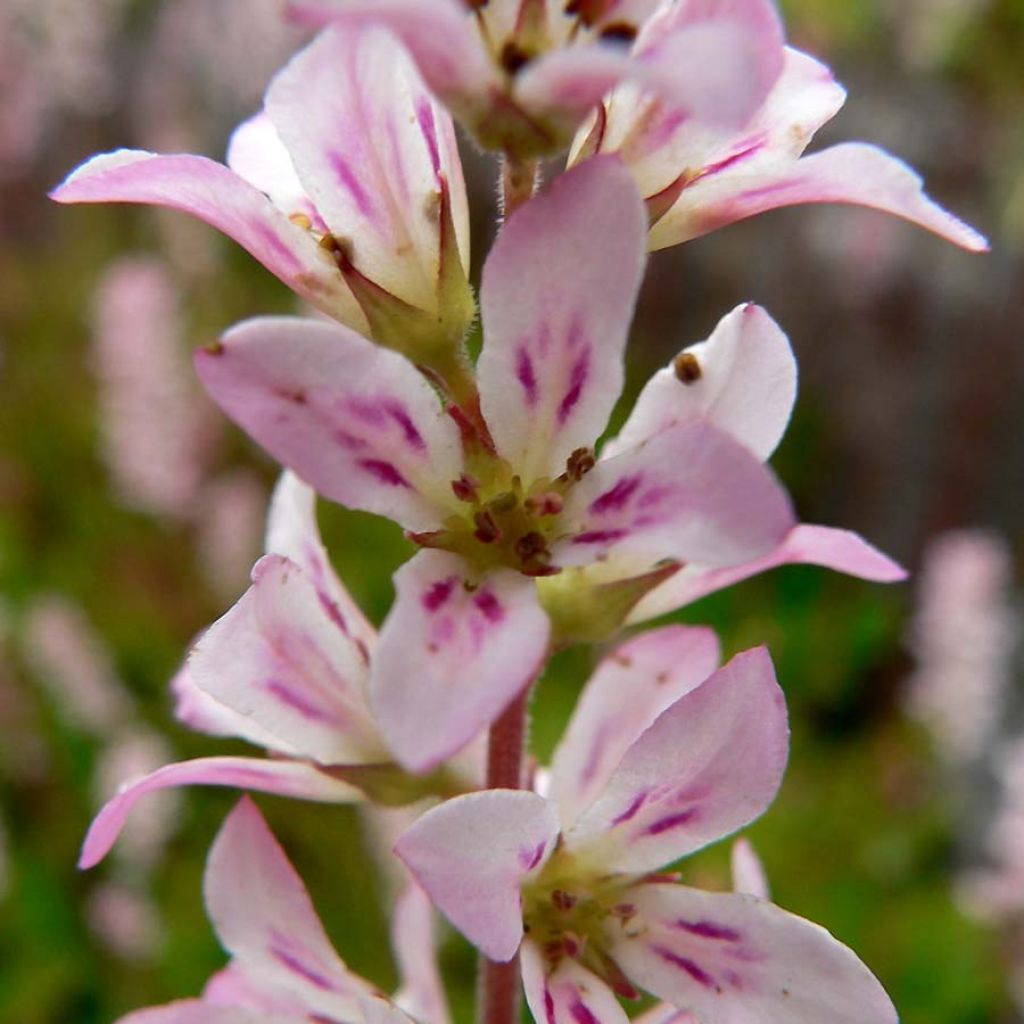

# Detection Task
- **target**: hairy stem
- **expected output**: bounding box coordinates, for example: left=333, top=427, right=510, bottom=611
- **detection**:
left=501, top=156, right=540, bottom=221
left=479, top=687, right=530, bottom=1024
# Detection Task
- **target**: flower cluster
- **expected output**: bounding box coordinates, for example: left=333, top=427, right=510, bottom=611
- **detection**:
left=53, top=3, right=986, bottom=1023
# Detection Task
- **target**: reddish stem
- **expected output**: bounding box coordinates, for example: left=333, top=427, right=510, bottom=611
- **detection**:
left=479, top=687, right=530, bottom=1024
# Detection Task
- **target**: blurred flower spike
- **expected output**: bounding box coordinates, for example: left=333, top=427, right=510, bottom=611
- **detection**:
left=51, top=27, right=476, bottom=384
left=289, top=0, right=787, bottom=159
left=397, top=641, right=898, bottom=1024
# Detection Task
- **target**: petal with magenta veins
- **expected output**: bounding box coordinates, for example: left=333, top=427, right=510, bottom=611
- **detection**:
left=630, top=0, right=784, bottom=130
left=549, top=625, right=721, bottom=829
left=650, top=140, right=989, bottom=251
left=195, top=316, right=463, bottom=533
left=371, top=552, right=550, bottom=773
left=627, top=523, right=907, bottom=624
left=521, top=939, right=629, bottom=1024
left=395, top=789, right=561, bottom=962
left=265, top=471, right=377, bottom=657
left=285, top=0, right=495, bottom=119
left=581, top=47, right=845, bottom=204
left=115, top=1002, right=288, bottom=1024
left=189, top=555, right=386, bottom=766
left=603, top=303, right=796, bottom=463
left=565, top=647, right=787, bottom=873
left=204, top=961, right=310, bottom=1014
left=170, top=664, right=294, bottom=754
left=265, top=26, right=469, bottom=311
left=478, top=159, right=647, bottom=485
left=49, top=150, right=366, bottom=331
left=555, top=420, right=794, bottom=570
left=609, top=884, right=897, bottom=1024
left=206, top=799, right=373, bottom=1019
left=79, top=758, right=360, bottom=869
left=226, top=113, right=324, bottom=231
left=392, top=883, right=451, bottom=1024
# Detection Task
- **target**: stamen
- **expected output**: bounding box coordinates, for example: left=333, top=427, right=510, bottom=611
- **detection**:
left=500, top=40, right=534, bottom=74
left=451, top=474, right=480, bottom=503
left=564, top=447, right=596, bottom=481
left=552, top=889, right=577, bottom=911
left=473, top=509, right=503, bottom=543
left=525, top=492, right=564, bottom=517
left=673, top=351, right=702, bottom=384
left=598, top=21, right=637, bottom=44
left=288, top=212, right=313, bottom=230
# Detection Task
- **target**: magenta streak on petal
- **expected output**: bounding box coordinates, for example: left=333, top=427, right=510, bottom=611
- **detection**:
left=520, top=840, right=548, bottom=871
left=571, top=529, right=629, bottom=545
left=588, top=475, right=642, bottom=515
left=423, top=576, right=458, bottom=612
left=556, top=349, right=590, bottom=425
left=317, top=593, right=351, bottom=636
left=473, top=589, right=504, bottom=623
left=651, top=947, right=716, bottom=989
left=251, top=221, right=304, bottom=273
left=334, top=429, right=369, bottom=452
left=579, top=722, right=612, bottom=786
left=414, top=96, right=442, bottom=176
left=357, top=459, right=410, bottom=487
left=570, top=1000, right=600, bottom=1024
left=544, top=988, right=556, bottom=1024
left=265, top=679, right=340, bottom=725
left=269, top=932, right=338, bottom=992
left=643, top=808, right=698, bottom=836
left=516, top=346, right=538, bottom=406
left=610, top=790, right=649, bottom=826
left=697, top=137, right=766, bottom=182
left=672, top=920, right=742, bottom=942
left=345, top=397, right=387, bottom=426
left=327, top=150, right=376, bottom=220
left=384, top=401, right=427, bottom=451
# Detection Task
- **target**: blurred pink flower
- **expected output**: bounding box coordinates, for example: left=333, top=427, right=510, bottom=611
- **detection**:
left=195, top=470, right=267, bottom=603
left=905, top=529, right=1018, bottom=762
left=398, top=638, right=897, bottom=1024
left=92, top=258, right=219, bottom=520
left=87, top=882, right=164, bottom=962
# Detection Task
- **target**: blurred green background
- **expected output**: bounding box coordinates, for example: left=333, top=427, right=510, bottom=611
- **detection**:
left=1, top=1, right=1023, bottom=1022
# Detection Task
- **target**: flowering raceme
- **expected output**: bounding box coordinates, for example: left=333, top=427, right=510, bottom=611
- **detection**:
left=49, top=3, right=991, bottom=1023
left=396, top=637, right=897, bottom=1024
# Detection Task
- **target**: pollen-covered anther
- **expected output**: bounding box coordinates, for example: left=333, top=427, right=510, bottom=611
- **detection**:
left=515, top=530, right=551, bottom=565
left=473, top=509, right=503, bottom=543
left=288, top=212, right=313, bottom=230
left=318, top=232, right=354, bottom=272
left=451, top=474, right=481, bottom=503
left=564, top=446, right=596, bottom=482
left=673, top=351, right=702, bottom=384
left=525, top=492, right=564, bottom=517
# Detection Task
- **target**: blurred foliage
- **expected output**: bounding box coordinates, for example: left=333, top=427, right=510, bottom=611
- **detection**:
left=1, top=1, right=1022, bottom=1023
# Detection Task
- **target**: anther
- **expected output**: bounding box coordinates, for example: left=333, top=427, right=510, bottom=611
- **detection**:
left=451, top=474, right=480, bottom=503
left=500, top=40, right=534, bottom=74
left=515, top=531, right=550, bottom=563
left=318, top=232, right=353, bottom=272
left=551, top=889, right=577, bottom=911
left=486, top=491, right=518, bottom=515
left=673, top=351, right=702, bottom=384
left=473, top=509, right=503, bottom=544
left=525, top=492, right=564, bottom=517
left=599, top=21, right=637, bottom=44
left=289, top=212, right=313, bottom=230
left=565, top=447, right=596, bottom=481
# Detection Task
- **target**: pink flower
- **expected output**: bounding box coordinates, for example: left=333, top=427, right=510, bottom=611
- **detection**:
left=115, top=797, right=448, bottom=1024
left=289, top=0, right=787, bottom=158
left=396, top=633, right=897, bottom=1024
left=191, top=158, right=797, bottom=773
left=51, top=27, right=474, bottom=358
left=78, top=472, right=477, bottom=870
left=570, top=43, right=987, bottom=251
